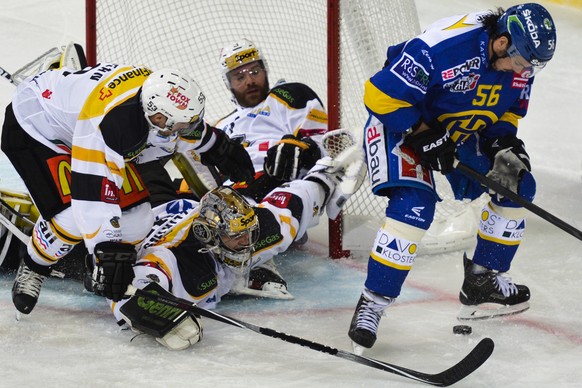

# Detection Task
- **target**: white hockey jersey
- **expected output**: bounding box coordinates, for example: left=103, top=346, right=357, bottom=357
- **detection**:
left=214, top=82, right=328, bottom=174
left=11, top=64, right=153, bottom=251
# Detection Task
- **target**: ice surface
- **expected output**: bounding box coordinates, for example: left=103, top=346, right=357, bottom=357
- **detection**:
left=1, top=1, right=581, bottom=387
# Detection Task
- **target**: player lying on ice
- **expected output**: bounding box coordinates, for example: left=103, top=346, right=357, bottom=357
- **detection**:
left=347, top=3, right=557, bottom=354
left=107, top=143, right=366, bottom=350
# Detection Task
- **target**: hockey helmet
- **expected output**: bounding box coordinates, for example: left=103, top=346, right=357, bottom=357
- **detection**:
left=496, top=3, right=556, bottom=77
left=141, top=69, right=206, bottom=135
left=218, top=39, right=268, bottom=88
left=191, top=186, right=259, bottom=268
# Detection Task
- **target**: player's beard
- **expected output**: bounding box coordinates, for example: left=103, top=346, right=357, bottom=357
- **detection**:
left=233, top=81, right=270, bottom=108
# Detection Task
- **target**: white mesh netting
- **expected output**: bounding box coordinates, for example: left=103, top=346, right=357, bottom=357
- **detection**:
left=91, top=0, right=481, bottom=256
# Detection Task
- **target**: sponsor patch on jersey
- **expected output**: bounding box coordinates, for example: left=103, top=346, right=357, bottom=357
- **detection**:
left=101, top=178, right=119, bottom=203
left=365, top=124, right=387, bottom=188
left=443, top=73, right=480, bottom=92
left=511, top=74, right=528, bottom=89
left=441, top=56, right=481, bottom=81
left=264, top=191, right=292, bottom=208
left=390, top=53, right=430, bottom=93
left=371, top=229, right=417, bottom=269
left=166, top=199, right=194, bottom=214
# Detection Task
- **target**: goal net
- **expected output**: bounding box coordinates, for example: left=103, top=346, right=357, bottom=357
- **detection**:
left=86, top=0, right=482, bottom=258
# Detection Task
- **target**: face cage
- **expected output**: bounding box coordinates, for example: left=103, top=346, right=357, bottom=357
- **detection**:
left=215, top=226, right=260, bottom=270
left=506, top=44, right=547, bottom=78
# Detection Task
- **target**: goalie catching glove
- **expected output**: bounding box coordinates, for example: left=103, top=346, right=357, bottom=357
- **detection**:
left=120, top=282, right=203, bottom=350
left=264, top=135, right=321, bottom=181
left=483, top=135, right=531, bottom=194
left=200, top=127, right=255, bottom=183
left=404, top=122, right=456, bottom=174
left=88, top=241, right=137, bottom=302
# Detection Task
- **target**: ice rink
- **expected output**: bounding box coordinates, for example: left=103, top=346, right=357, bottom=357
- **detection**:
left=1, top=0, right=582, bottom=387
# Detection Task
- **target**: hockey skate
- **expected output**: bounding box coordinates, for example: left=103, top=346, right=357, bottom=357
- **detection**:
left=457, top=254, right=530, bottom=320
left=229, top=259, right=294, bottom=300
left=12, top=261, right=47, bottom=316
left=348, top=289, right=395, bottom=355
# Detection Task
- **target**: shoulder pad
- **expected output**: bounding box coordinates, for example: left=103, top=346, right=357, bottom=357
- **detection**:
left=269, top=83, right=322, bottom=109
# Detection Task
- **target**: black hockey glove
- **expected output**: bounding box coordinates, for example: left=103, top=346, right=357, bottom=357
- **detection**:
left=483, top=135, right=531, bottom=194
left=200, top=127, right=255, bottom=183
left=264, top=135, right=322, bottom=181
left=404, top=123, right=456, bottom=174
left=90, top=241, right=137, bottom=302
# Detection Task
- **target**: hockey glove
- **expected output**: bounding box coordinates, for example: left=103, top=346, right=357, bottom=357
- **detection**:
left=483, top=135, right=531, bottom=194
left=119, top=282, right=203, bottom=350
left=200, top=127, right=255, bottom=183
left=264, top=135, right=322, bottom=181
left=404, top=122, right=456, bottom=174
left=90, top=241, right=137, bottom=302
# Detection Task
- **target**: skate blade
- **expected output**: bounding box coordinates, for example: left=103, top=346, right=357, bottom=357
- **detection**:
left=457, top=301, right=530, bottom=321
left=15, top=310, right=22, bottom=321
left=352, top=341, right=365, bottom=356
left=229, top=285, right=295, bottom=300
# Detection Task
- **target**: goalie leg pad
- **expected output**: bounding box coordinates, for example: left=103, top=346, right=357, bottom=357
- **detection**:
left=119, top=282, right=203, bottom=350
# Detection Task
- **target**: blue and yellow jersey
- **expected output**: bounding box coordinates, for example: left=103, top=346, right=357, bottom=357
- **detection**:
left=364, top=11, right=533, bottom=144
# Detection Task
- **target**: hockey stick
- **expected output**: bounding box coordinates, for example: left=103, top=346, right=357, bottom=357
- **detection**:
left=0, top=211, right=30, bottom=244
left=0, top=66, right=14, bottom=84
left=126, top=285, right=494, bottom=386
left=454, top=161, right=582, bottom=241
left=0, top=197, right=35, bottom=227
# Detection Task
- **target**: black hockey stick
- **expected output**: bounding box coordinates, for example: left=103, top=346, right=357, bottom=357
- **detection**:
left=126, top=285, right=494, bottom=386
left=454, top=161, right=582, bottom=242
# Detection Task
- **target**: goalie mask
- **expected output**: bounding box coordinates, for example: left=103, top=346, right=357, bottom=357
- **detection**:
left=191, top=187, right=259, bottom=268
left=218, top=39, right=269, bottom=89
left=141, top=69, right=206, bottom=136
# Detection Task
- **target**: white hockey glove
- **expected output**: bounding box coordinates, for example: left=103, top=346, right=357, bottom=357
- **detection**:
left=484, top=136, right=531, bottom=194
left=264, top=135, right=321, bottom=181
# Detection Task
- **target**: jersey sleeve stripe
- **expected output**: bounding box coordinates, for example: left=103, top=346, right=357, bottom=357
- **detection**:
left=364, top=79, right=412, bottom=115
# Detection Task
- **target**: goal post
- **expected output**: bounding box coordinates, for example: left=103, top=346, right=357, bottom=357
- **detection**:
left=85, top=0, right=479, bottom=259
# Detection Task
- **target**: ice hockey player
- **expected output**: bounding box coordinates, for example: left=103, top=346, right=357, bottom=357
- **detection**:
left=216, top=38, right=327, bottom=196
left=348, top=3, right=557, bottom=353
left=112, top=144, right=366, bottom=350
left=1, top=56, right=253, bottom=315
left=213, top=38, right=329, bottom=294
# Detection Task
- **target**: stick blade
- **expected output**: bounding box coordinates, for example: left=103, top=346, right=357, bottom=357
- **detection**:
left=432, top=337, right=495, bottom=387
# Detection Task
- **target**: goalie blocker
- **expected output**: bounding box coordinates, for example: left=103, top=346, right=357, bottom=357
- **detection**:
left=120, top=282, right=203, bottom=350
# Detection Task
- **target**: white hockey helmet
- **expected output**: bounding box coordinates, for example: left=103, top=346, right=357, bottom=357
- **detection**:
left=191, top=186, right=259, bottom=269
left=218, top=39, right=268, bottom=88
left=141, top=69, right=206, bottom=135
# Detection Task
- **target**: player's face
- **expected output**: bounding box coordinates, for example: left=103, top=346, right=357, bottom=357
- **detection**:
left=220, top=232, right=252, bottom=252
left=490, top=36, right=542, bottom=78
left=228, top=62, right=269, bottom=108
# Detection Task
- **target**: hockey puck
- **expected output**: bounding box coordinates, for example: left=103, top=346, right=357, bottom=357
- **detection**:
left=453, top=325, right=472, bottom=335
